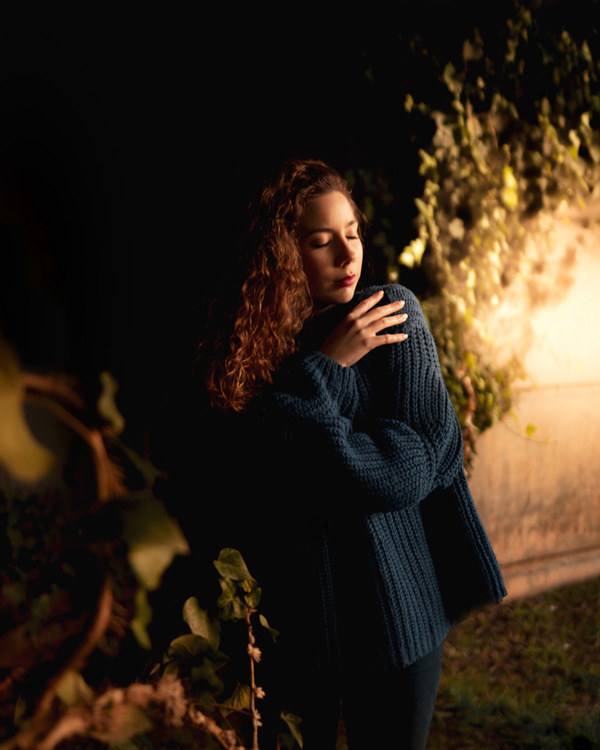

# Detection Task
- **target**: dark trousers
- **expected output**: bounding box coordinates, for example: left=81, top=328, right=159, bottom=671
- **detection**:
left=262, top=643, right=444, bottom=750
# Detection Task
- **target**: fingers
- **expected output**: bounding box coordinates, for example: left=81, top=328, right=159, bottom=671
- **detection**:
left=372, top=312, right=408, bottom=334
left=349, top=291, right=406, bottom=324
left=347, top=290, right=387, bottom=318
left=347, top=292, right=409, bottom=345
left=372, top=331, right=409, bottom=347
left=321, top=291, right=409, bottom=366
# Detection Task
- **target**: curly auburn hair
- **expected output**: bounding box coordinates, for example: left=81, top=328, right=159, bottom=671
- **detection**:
left=198, top=158, right=364, bottom=413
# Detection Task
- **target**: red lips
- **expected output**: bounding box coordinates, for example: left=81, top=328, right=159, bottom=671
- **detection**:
left=333, top=274, right=357, bottom=287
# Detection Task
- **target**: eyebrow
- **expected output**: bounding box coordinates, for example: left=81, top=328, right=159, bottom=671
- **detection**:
left=303, top=219, right=359, bottom=236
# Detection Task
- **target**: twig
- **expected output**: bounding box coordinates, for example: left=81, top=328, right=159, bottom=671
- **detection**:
left=189, top=703, right=248, bottom=750
left=2, top=577, right=115, bottom=750
left=245, top=607, right=262, bottom=750
left=21, top=373, right=85, bottom=411
left=2, top=677, right=249, bottom=750
left=23, top=391, right=127, bottom=501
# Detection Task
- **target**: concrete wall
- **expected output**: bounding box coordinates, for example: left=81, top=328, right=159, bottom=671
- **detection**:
left=467, top=207, right=600, bottom=600
left=469, top=383, right=600, bottom=599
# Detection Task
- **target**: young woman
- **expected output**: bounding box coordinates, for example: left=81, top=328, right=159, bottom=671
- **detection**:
left=198, top=159, right=506, bottom=749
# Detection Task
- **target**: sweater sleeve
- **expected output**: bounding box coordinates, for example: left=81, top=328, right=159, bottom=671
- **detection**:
left=269, top=285, right=465, bottom=514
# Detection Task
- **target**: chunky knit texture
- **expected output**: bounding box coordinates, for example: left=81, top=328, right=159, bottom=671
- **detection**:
left=268, top=284, right=507, bottom=670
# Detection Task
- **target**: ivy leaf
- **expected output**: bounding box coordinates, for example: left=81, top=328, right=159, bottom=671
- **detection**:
left=217, top=578, right=247, bottom=620
left=222, top=682, right=252, bottom=711
left=280, top=710, right=304, bottom=749
left=55, top=669, right=93, bottom=707
left=165, top=634, right=228, bottom=691
left=167, top=633, right=227, bottom=664
left=259, top=614, right=280, bottom=643
left=130, top=587, right=153, bottom=650
left=0, top=340, right=55, bottom=483
left=525, top=423, right=537, bottom=438
left=118, top=440, right=167, bottom=489
left=167, top=633, right=207, bottom=661
left=182, top=597, right=220, bottom=648
left=217, top=576, right=237, bottom=605
left=97, top=370, right=125, bottom=434
left=119, top=495, right=189, bottom=591
left=241, top=578, right=262, bottom=609
left=213, top=548, right=254, bottom=582
left=190, top=661, right=225, bottom=693
left=244, top=584, right=262, bottom=610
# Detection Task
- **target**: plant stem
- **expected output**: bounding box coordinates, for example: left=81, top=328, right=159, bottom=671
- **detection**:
left=246, top=607, right=260, bottom=750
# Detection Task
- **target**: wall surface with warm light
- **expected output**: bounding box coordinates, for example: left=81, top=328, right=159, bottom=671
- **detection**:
left=468, top=206, right=600, bottom=599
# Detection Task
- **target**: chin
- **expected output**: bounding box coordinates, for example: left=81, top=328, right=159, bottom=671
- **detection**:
left=314, top=285, right=358, bottom=307
left=335, top=286, right=358, bottom=303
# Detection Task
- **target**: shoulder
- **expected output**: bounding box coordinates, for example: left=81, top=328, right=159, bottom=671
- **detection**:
left=354, top=284, right=427, bottom=328
left=355, top=283, right=419, bottom=305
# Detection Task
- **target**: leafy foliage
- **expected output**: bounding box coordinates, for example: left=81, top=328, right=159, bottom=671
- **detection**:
left=0, top=341, right=54, bottom=482
left=0, top=355, right=300, bottom=749
left=158, top=548, right=297, bottom=749
left=348, top=2, right=600, bottom=459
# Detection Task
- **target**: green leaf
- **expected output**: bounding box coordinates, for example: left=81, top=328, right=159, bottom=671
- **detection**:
left=525, top=423, right=537, bottom=438
left=280, top=710, right=304, bottom=748
left=213, top=548, right=254, bottom=582
left=223, top=683, right=252, bottom=711
left=259, top=614, right=280, bottom=642
left=217, top=578, right=247, bottom=620
left=182, top=597, right=220, bottom=648
left=190, top=661, right=224, bottom=693
left=55, top=669, right=93, bottom=707
left=168, top=633, right=210, bottom=660
left=165, top=634, right=227, bottom=692
left=0, top=340, right=55, bottom=483
left=13, top=694, right=27, bottom=727
left=244, top=584, right=262, bottom=610
left=120, top=496, right=189, bottom=591
left=118, top=440, right=167, bottom=489
left=167, top=634, right=228, bottom=668
left=130, top=588, right=153, bottom=650
left=97, top=370, right=126, bottom=434
left=217, top=576, right=237, bottom=607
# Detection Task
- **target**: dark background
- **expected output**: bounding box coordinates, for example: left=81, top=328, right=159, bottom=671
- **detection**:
left=1, top=2, right=597, bottom=467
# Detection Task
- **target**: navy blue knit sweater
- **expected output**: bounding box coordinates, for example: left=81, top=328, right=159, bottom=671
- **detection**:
left=267, top=284, right=506, bottom=671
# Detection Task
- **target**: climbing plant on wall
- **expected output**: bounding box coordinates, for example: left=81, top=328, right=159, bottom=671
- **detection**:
left=350, top=2, right=600, bottom=460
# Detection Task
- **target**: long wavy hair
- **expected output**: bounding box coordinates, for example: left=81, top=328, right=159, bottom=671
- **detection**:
left=198, top=158, right=364, bottom=413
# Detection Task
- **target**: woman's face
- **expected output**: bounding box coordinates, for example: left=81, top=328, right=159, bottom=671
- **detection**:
left=296, top=191, right=363, bottom=307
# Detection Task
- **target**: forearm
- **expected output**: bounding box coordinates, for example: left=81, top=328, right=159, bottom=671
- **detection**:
left=270, top=345, right=463, bottom=513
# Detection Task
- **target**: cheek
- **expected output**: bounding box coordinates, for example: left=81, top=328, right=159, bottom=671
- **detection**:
left=301, top=255, right=326, bottom=287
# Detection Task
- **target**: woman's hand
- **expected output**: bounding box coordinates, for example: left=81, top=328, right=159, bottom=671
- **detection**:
left=320, top=290, right=408, bottom=367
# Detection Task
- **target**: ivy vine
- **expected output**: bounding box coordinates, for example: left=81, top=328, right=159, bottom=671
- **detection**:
left=349, top=3, right=600, bottom=461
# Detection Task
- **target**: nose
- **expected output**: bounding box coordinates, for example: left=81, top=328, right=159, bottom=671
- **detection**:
left=335, top=236, right=357, bottom=266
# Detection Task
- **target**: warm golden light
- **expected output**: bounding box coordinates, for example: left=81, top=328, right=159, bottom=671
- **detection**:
left=483, top=200, right=600, bottom=388
left=469, top=198, right=600, bottom=600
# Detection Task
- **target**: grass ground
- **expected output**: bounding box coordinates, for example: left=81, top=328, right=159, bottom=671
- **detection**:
left=428, top=575, right=600, bottom=749
left=335, top=576, right=600, bottom=749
